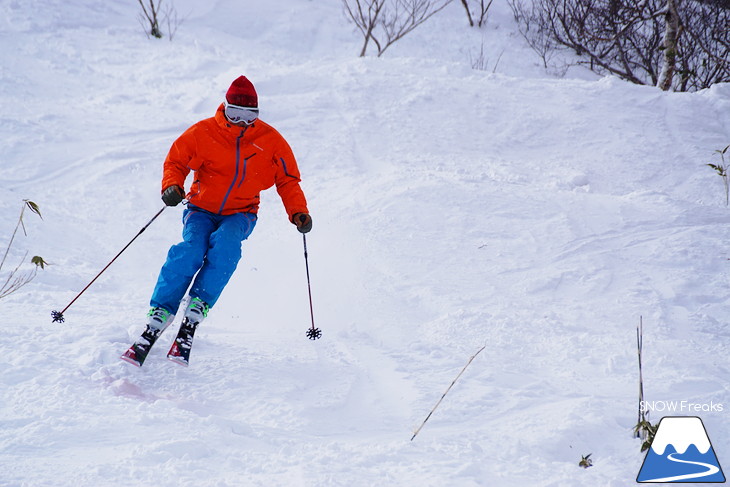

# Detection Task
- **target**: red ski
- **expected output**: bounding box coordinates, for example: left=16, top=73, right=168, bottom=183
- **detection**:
left=166, top=317, right=199, bottom=367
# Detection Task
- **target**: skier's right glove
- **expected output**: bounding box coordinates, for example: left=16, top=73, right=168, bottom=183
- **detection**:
left=293, top=213, right=312, bottom=233
left=161, top=185, right=185, bottom=206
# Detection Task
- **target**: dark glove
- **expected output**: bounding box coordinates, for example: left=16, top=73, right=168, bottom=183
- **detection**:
left=161, top=185, right=184, bottom=206
left=293, top=213, right=312, bottom=233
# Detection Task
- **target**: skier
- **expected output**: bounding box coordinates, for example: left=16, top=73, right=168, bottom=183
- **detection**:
left=122, top=75, right=312, bottom=366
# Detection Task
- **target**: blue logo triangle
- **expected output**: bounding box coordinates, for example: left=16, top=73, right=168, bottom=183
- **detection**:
left=637, top=416, right=725, bottom=483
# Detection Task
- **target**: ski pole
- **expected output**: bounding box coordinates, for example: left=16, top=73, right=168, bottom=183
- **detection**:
left=302, top=234, right=322, bottom=340
left=51, top=206, right=167, bottom=323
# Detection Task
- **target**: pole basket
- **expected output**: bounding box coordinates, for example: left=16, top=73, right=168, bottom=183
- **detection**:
left=306, top=327, right=322, bottom=340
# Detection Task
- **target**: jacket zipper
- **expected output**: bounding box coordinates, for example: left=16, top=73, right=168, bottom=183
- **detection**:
left=218, top=127, right=248, bottom=214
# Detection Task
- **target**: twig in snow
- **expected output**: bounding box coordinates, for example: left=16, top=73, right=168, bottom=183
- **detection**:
left=636, top=316, right=645, bottom=436
left=411, top=343, right=486, bottom=441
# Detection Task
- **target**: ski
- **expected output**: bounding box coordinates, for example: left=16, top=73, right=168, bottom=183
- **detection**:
left=167, top=317, right=199, bottom=367
left=120, top=326, right=165, bottom=367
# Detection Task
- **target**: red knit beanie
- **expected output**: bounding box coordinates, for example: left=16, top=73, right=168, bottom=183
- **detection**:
left=226, top=76, right=258, bottom=107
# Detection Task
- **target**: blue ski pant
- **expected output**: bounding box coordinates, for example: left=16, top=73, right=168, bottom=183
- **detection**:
left=150, top=206, right=257, bottom=314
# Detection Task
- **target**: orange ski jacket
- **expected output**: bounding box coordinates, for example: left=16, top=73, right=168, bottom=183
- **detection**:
left=161, top=104, right=308, bottom=220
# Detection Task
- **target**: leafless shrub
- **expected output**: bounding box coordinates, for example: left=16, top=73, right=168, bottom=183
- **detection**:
left=469, top=41, right=504, bottom=72
left=459, top=0, right=495, bottom=27
left=343, top=0, right=454, bottom=57
left=677, top=0, right=730, bottom=90
left=508, top=0, right=729, bottom=91
left=137, top=0, right=183, bottom=40
left=508, top=0, right=562, bottom=69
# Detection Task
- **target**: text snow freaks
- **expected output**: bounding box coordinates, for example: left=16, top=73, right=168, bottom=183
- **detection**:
left=640, top=401, right=724, bottom=413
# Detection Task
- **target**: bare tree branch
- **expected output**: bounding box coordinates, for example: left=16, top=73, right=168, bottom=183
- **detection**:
left=137, top=0, right=163, bottom=38
left=343, top=0, right=453, bottom=56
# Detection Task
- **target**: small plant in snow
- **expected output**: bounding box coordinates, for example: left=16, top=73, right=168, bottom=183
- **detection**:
left=707, top=144, right=730, bottom=206
left=634, top=420, right=658, bottom=452
left=1, top=200, right=49, bottom=300
left=578, top=453, right=593, bottom=468
left=469, top=41, right=503, bottom=72
left=633, top=316, right=657, bottom=452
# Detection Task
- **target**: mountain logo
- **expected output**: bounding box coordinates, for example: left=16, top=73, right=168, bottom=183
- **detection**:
left=637, top=416, right=725, bottom=483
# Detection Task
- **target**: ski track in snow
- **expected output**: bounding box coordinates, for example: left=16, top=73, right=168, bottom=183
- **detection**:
left=1, top=0, right=730, bottom=486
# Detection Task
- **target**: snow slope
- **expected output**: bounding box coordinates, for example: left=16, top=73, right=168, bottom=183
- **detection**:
left=1, top=1, right=729, bottom=486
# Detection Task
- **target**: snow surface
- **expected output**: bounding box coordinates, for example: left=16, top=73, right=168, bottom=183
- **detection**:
left=1, top=0, right=729, bottom=486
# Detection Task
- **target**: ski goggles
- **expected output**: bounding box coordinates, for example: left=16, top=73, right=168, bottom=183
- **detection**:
left=224, top=101, right=259, bottom=125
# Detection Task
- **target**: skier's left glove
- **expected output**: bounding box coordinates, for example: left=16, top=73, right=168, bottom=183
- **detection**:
left=293, top=213, right=312, bottom=233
